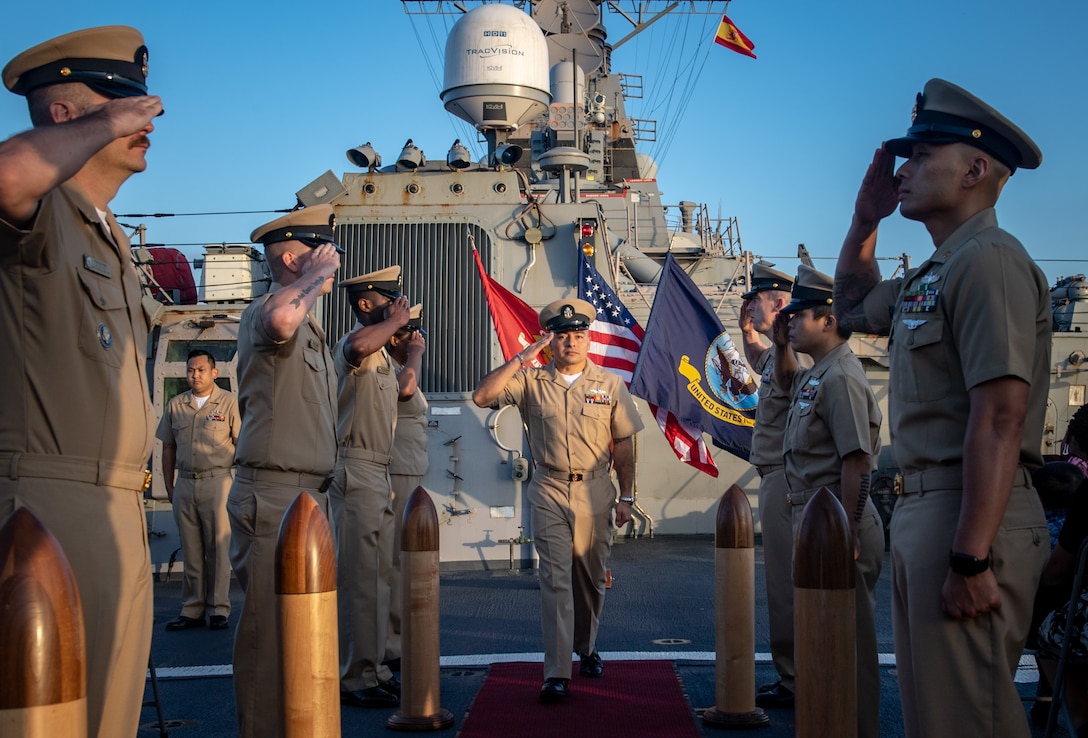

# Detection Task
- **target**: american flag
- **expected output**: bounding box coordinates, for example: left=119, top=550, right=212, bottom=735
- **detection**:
left=579, top=255, right=718, bottom=477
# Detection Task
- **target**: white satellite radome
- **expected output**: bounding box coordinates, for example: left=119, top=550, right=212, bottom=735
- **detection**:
left=441, top=4, right=551, bottom=131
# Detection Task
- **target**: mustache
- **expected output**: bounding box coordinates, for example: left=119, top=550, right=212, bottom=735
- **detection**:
left=129, top=135, right=151, bottom=149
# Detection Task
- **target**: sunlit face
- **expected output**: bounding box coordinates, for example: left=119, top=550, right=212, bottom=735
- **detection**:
left=83, top=90, right=153, bottom=176
left=787, top=309, right=825, bottom=355
left=549, top=330, right=590, bottom=371
left=748, top=291, right=785, bottom=333
left=186, top=355, right=218, bottom=396
left=894, top=142, right=968, bottom=222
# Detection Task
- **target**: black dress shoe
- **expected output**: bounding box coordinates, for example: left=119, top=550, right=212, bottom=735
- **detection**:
left=755, top=683, right=795, bottom=708
left=758, top=679, right=783, bottom=693
left=579, top=651, right=604, bottom=678
left=539, top=678, right=570, bottom=703
left=165, top=615, right=205, bottom=632
left=341, top=687, right=399, bottom=708
left=379, top=675, right=401, bottom=696
left=208, top=615, right=230, bottom=631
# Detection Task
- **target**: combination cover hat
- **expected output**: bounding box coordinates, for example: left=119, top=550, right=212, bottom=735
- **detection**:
left=250, top=204, right=343, bottom=252
left=407, top=303, right=424, bottom=329
left=884, top=78, right=1041, bottom=172
left=781, top=264, right=834, bottom=315
left=3, top=25, right=150, bottom=98
left=339, top=265, right=402, bottom=296
left=539, top=298, right=596, bottom=333
left=742, top=262, right=795, bottom=300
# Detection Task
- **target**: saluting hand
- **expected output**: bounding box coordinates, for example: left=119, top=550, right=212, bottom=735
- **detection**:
left=301, top=242, right=340, bottom=280
left=520, top=332, right=553, bottom=365
left=384, top=295, right=411, bottom=328
left=739, top=298, right=754, bottom=333
left=771, top=312, right=790, bottom=348
left=853, top=146, right=900, bottom=226
left=85, top=95, right=164, bottom=138
left=405, top=329, right=426, bottom=356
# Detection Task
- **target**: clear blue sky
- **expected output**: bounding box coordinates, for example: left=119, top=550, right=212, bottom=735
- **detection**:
left=2, top=1, right=1085, bottom=286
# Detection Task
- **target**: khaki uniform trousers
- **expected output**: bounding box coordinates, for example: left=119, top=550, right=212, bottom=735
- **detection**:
left=227, top=472, right=330, bottom=738
left=530, top=470, right=614, bottom=680
left=173, top=469, right=233, bottom=618
left=0, top=476, right=152, bottom=738
left=791, top=493, right=884, bottom=738
left=890, top=484, right=1048, bottom=738
left=330, top=456, right=396, bottom=691
left=757, top=467, right=795, bottom=690
left=385, top=473, right=423, bottom=663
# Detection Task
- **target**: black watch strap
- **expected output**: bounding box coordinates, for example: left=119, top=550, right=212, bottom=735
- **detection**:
left=949, top=551, right=992, bottom=576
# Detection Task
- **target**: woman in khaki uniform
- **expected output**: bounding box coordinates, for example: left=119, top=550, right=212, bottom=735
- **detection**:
left=473, top=298, right=643, bottom=703
left=772, top=265, right=883, bottom=738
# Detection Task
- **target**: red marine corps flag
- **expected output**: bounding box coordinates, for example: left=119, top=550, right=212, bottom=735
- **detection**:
left=714, top=15, right=757, bottom=59
left=579, top=254, right=719, bottom=477
left=472, top=247, right=547, bottom=367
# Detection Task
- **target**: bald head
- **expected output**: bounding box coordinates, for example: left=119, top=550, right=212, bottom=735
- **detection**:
left=27, top=82, right=98, bottom=126
left=265, top=240, right=309, bottom=283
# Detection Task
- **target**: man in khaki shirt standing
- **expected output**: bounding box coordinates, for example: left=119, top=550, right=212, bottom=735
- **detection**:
left=331, top=266, right=410, bottom=708
left=157, top=349, right=241, bottom=632
left=228, top=205, right=340, bottom=738
left=473, top=298, right=643, bottom=703
left=384, top=304, right=428, bottom=673
left=0, top=26, right=162, bottom=738
left=834, top=78, right=1050, bottom=738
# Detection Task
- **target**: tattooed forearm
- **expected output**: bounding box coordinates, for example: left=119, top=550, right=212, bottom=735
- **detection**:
left=854, top=473, right=871, bottom=523
left=289, top=275, right=326, bottom=309
left=833, top=273, right=880, bottom=333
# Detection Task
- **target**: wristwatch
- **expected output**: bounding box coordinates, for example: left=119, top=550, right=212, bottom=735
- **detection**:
left=949, top=551, right=991, bottom=576
left=618, top=496, right=635, bottom=505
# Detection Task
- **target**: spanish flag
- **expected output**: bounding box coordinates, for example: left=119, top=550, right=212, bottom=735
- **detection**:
left=714, top=14, right=757, bottom=59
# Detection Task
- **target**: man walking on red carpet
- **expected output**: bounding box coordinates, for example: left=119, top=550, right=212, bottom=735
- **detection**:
left=473, top=298, right=643, bottom=702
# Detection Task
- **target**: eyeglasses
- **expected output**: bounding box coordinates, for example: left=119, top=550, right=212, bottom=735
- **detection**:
left=297, top=236, right=345, bottom=254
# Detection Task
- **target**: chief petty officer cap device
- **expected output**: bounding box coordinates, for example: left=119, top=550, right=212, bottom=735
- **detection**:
left=339, top=265, right=403, bottom=300
left=539, top=298, right=596, bottom=333
left=742, top=262, right=795, bottom=300
left=250, top=204, right=344, bottom=254
left=780, top=264, right=834, bottom=315
left=3, top=25, right=160, bottom=113
left=883, top=78, right=1041, bottom=173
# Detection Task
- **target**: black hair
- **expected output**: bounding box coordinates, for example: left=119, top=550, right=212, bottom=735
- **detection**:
left=187, top=349, right=216, bottom=368
left=810, top=304, right=851, bottom=340
left=1067, top=404, right=1088, bottom=452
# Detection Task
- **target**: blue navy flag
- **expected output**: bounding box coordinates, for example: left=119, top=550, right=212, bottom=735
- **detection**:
left=629, top=253, right=757, bottom=461
left=579, top=254, right=719, bottom=475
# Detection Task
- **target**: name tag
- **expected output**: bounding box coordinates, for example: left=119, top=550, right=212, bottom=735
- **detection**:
left=84, top=255, right=112, bottom=278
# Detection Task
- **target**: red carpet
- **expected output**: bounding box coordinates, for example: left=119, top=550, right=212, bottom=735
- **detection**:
left=457, top=661, right=701, bottom=738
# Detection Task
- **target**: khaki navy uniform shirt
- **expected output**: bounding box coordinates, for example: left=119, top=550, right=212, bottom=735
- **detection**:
left=389, top=358, right=429, bottom=477
left=750, top=350, right=812, bottom=471
left=234, top=289, right=337, bottom=475
left=492, top=359, right=643, bottom=471
left=0, top=180, right=154, bottom=469
left=860, top=208, right=1051, bottom=473
left=334, top=331, right=397, bottom=458
left=783, top=342, right=881, bottom=492
left=156, top=386, right=241, bottom=472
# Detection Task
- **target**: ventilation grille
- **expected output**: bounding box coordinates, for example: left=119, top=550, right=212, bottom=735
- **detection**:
left=325, top=222, right=493, bottom=395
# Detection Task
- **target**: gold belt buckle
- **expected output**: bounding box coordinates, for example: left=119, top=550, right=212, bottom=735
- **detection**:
left=568, top=472, right=584, bottom=482
left=143, top=469, right=153, bottom=493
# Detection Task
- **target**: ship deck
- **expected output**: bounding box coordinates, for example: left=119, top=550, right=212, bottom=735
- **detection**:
left=141, top=535, right=1061, bottom=737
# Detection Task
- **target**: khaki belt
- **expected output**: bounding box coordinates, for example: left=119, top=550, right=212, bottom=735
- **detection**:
left=0, top=452, right=150, bottom=492
left=755, top=464, right=783, bottom=478
left=179, top=467, right=233, bottom=480
left=898, top=465, right=1031, bottom=497
left=540, top=465, right=610, bottom=482
left=787, top=484, right=841, bottom=507
left=340, top=447, right=394, bottom=466
left=235, top=465, right=332, bottom=492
